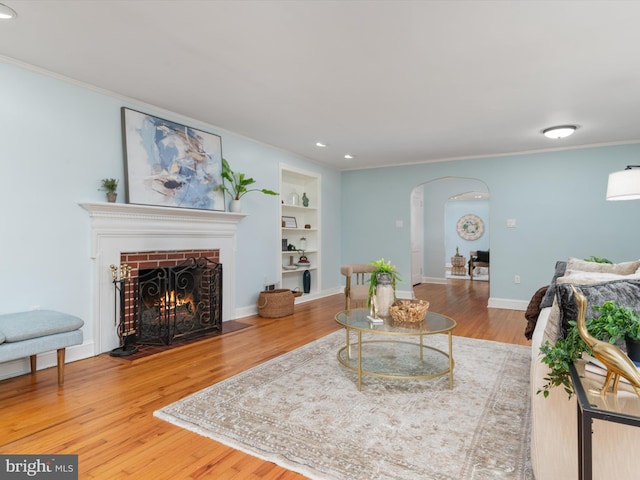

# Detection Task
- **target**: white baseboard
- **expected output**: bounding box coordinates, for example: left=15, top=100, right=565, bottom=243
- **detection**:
left=422, top=276, right=448, bottom=285
left=488, top=297, right=528, bottom=311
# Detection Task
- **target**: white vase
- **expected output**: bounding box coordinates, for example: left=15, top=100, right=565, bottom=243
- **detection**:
left=229, top=199, right=242, bottom=212
left=375, top=273, right=395, bottom=317
left=376, top=285, right=394, bottom=317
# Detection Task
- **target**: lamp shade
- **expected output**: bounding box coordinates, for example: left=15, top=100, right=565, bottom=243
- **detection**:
left=606, top=168, right=640, bottom=201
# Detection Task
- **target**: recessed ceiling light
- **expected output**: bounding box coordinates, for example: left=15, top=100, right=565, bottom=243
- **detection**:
left=542, top=125, right=577, bottom=139
left=344, top=154, right=354, bottom=159
left=0, top=3, right=17, bottom=19
left=315, top=142, right=327, bottom=148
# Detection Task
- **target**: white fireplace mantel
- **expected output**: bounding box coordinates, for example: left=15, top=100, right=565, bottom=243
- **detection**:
left=80, top=202, right=247, bottom=354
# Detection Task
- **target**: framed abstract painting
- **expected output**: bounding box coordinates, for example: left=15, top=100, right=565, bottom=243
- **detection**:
left=121, top=107, right=225, bottom=211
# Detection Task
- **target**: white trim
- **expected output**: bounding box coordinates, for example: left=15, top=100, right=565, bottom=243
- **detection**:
left=422, top=276, right=448, bottom=285
left=488, top=297, right=528, bottom=311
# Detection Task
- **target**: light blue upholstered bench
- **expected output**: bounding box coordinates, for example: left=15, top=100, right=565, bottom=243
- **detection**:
left=0, top=310, right=84, bottom=385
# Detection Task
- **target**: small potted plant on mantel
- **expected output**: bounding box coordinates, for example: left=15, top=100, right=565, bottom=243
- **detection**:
left=216, top=158, right=278, bottom=212
left=100, top=178, right=119, bottom=203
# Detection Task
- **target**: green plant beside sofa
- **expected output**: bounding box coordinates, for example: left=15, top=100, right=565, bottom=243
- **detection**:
left=539, top=299, right=640, bottom=398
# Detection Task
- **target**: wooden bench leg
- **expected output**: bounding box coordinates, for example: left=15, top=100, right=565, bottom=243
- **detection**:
left=57, top=348, right=66, bottom=386
left=30, top=355, right=37, bottom=375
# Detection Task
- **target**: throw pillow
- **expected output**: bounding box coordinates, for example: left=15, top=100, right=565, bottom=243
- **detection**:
left=556, top=279, right=640, bottom=335
left=556, top=269, right=640, bottom=285
left=566, top=257, right=640, bottom=275
left=539, top=261, right=567, bottom=309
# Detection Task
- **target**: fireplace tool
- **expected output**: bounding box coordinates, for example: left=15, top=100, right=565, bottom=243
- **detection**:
left=109, top=264, right=139, bottom=357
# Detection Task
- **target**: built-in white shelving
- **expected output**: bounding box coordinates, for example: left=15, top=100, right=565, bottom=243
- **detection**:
left=279, top=165, right=321, bottom=296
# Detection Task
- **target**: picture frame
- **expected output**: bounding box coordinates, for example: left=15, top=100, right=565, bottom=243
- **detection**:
left=121, top=107, right=225, bottom=211
left=282, top=216, right=297, bottom=228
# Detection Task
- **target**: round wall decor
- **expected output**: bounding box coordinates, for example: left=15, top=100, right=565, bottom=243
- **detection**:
left=456, top=214, right=484, bottom=240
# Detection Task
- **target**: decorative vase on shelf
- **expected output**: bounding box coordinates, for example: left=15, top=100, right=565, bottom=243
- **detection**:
left=303, top=270, right=311, bottom=293
left=106, top=192, right=117, bottom=203
left=302, top=192, right=309, bottom=207
left=229, top=199, right=242, bottom=212
left=288, top=190, right=300, bottom=206
left=375, top=273, right=395, bottom=317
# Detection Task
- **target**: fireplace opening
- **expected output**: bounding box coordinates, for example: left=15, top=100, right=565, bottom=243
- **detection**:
left=135, top=256, right=222, bottom=345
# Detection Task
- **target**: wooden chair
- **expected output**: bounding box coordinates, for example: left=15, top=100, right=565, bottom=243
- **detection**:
left=468, top=250, right=490, bottom=280
left=340, top=264, right=375, bottom=310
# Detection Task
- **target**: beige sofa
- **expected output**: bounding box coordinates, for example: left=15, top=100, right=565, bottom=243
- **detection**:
left=530, top=257, right=640, bottom=480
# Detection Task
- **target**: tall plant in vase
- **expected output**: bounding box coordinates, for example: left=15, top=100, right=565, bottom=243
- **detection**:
left=368, top=258, right=402, bottom=317
left=216, top=158, right=278, bottom=212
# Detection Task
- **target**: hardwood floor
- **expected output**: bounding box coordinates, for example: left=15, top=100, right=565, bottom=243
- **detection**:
left=0, top=280, right=530, bottom=479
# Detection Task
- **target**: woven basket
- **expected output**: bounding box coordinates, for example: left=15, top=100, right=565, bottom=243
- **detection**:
left=257, top=289, right=295, bottom=318
left=389, top=299, right=429, bottom=324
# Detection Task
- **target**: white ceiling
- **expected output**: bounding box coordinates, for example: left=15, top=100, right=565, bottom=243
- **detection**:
left=2, top=0, right=640, bottom=171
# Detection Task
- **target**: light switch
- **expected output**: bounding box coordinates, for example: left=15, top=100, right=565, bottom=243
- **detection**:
left=506, top=219, right=516, bottom=228
left=395, top=220, right=403, bottom=228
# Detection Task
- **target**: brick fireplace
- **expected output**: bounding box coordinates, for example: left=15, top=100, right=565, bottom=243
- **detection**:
left=81, top=202, right=246, bottom=354
left=118, top=249, right=222, bottom=346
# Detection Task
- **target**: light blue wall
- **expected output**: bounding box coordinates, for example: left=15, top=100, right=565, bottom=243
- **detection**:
left=0, top=61, right=342, bottom=344
left=342, top=145, right=640, bottom=303
left=4, top=57, right=640, bottom=361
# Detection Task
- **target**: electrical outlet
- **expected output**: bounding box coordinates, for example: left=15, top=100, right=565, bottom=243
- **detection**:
left=514, top=275, right=521, bottom=284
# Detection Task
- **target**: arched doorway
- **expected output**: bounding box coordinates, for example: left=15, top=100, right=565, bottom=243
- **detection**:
left=410, top=177, right=489, bottom=285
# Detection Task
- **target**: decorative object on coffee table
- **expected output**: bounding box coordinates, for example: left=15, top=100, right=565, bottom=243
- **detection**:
left=390, top=299, right=430, bottom=324
left=367, top=258, right=401, bottom=316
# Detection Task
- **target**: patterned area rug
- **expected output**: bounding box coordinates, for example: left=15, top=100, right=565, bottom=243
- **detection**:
left=155, top=331, right=533, bottom=479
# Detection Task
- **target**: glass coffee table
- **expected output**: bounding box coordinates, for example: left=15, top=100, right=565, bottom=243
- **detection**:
left=334, top=308, right=456, bottom=391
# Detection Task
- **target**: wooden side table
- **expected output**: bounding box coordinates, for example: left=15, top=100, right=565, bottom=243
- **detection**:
left=450, top=255, right=466, bottom=276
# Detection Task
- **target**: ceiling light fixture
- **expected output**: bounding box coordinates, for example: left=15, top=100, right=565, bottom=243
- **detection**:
left=542, top=125, right=577, bottom=139
left=344, top=154, right=354, bottom=159
left=315, top=142, right=327, bottom=148
left=606, top=165, right=640, bottom=201
left=0, top=3, right=17, bottom=19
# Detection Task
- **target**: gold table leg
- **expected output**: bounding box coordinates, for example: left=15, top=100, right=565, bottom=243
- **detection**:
left=357, top=330, right=362, bottom=391
left=448, top=331, right=454, bottom=389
